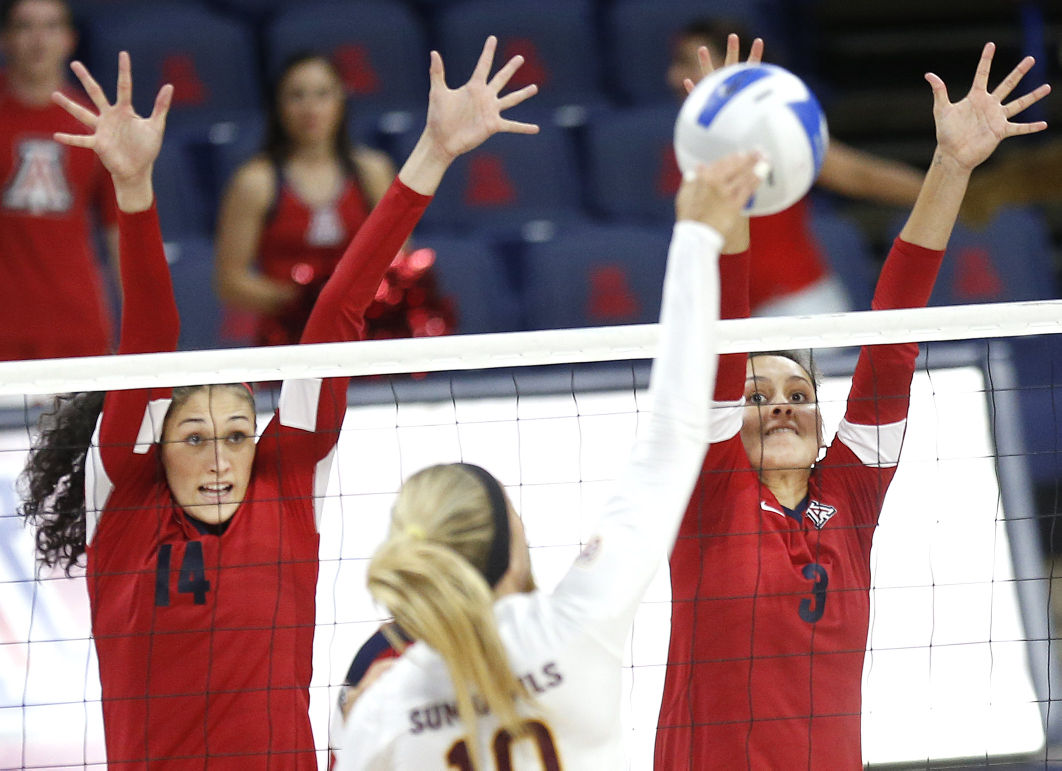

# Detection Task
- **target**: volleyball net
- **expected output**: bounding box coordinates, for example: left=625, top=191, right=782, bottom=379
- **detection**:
left=1, top=302, right=1061, bottom=769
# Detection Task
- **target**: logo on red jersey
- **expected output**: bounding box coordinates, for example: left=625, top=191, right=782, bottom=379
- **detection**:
left=805, top=500, right=837, bottom=530
left=3, top=138, right=73, bottom=215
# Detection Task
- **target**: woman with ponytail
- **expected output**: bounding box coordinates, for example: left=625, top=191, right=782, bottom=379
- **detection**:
left=18, top=38, right=539, bottom=770
left=333, top=152, right=765, bottom=769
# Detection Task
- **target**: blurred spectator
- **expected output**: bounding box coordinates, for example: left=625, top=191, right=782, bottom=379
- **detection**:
left=214, top=52, right=453, bottom=346
left=963, top=138, right=1062, bottom=226
left=0, top=0, right=118, bottom=361
left=669, top=18, right=925, bottom=315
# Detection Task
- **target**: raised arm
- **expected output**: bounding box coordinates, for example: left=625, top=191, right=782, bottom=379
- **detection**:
left=844, top=43, right=1049, bottom=432
left=53, top=51, right=176, bottom=354
left=550, top=153, right=763, bottom=649
left=301, top=36, right=538, bottom=348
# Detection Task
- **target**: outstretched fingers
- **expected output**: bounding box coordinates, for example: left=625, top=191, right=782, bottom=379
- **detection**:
left=116, top=50, right=133, bottom=107
left=487, top=52, right=525, bottom=93
left=747, top=37, right=764, bottom=65
left=498, top=116, right=540, bottom=135
left=924, top=71, right=950, bottom=110
left=470, top=35, right=498, bottom=85
left=497, top=83, right=537, bottom=112
left=51, top=90, right=97, bottom=128
left=971, top=41, right=996, bottom=93
left=69, top=60, right=110, bottom=112
left=52, top=131, right=95, bottom=150
left=149, top=83, right=175, bottom=128
left=428, top=50, right=447, bottom=92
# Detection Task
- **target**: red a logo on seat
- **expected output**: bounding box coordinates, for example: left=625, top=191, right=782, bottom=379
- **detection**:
left=464, top=154, right=516, bottom=207
left=501, top=38, right=549, bottom=90
left=658, top=146, right=682, bottom=196
left=162, top=54, right=207, bottom=105
left=588, top=265, right=639, bottom=320
left=954, top=246, right=1004, bottom=300
left=334, top=44, right=380, bottom=95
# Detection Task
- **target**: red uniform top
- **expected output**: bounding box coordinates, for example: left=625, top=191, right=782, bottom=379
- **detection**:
left=255, top=173, right=371, bottom=346
left=748, top=198, right=828, bottom=311
left=655, top=237, right=944, bottom=769
left=0, top=81, right=118, bottom=361
left=84, top=179, right=430, bottom=769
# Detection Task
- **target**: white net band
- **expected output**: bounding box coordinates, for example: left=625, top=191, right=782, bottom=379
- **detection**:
left=1, top=299, right=1060, bottom=395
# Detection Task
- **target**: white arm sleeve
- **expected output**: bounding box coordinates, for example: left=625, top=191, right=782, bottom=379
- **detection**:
left=550, top=220, right=722, bottom=655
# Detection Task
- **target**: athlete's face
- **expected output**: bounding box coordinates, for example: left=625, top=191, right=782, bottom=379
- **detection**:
left=741, top=355, right=821, bottom=474
left=277, top=59, right=345, bottom=147
left=1, top=0, right=75, bottom=84
left=161, top=387, right=257, bottom=525
left=667, top=35, right=722, bottom=102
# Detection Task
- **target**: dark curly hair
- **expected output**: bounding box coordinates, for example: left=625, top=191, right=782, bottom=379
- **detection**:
left=17, top=391, right=104, bottom=574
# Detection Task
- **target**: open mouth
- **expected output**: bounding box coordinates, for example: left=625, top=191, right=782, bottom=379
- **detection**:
left=198, top=483, right=233, bottom=500
left=765, top=426, right=797, bottom=437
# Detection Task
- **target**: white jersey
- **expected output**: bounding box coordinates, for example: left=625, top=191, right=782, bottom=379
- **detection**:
left=335, top=221, right=724, bottom=771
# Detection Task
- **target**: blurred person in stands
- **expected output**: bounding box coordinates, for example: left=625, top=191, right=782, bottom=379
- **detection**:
left=0, top=0, right=117, bottom=360
left=215, top=52, right=454, bottom=346
left=669, top=19, right=925, bottom=316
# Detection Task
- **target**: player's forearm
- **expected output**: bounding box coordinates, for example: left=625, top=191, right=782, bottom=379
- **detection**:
left=898, top=149, right=972, bottom=251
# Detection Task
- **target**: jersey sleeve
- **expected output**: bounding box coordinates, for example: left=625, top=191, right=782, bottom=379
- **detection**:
left=265, top=179, right=432, bottom=460
left=549, top=221, right=723, bottom=655
left=838, top=238, right=944, bottom=460
left=87, top=205, right=179, bottom=541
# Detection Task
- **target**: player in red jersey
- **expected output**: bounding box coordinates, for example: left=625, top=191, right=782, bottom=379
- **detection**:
left=654, top=40, right=1051, bottom=769
left=17, top=38, right=539, bottom=769
left=0, top=0, right=117, bottom=360
left=215, top=53, right=453, bottom=346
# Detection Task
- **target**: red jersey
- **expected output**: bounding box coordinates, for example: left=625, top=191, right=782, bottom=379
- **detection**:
left=656, top=238, right=944, bottom=769
left=84, top=180, right=430, bottom=769
left=748, top=198, right=828, bottom=311
left=256, top=173, right=371, bottom=346
left=0, top=82, right=117, bottom=361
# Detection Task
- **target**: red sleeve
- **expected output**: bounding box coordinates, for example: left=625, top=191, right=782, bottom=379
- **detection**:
left=845, top=237, right=944, bottom=426
left=99, top=204, right=177, bottom=471
left=714, top=249, right=750, bottom=403
left=301, top=179, right=431, bottom=346
left=266, top=179, right=432, bottom=460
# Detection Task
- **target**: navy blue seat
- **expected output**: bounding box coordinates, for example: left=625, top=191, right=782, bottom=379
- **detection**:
left=153, top=141, right=211, bottom=240
left=605, top=0, right=774, bottom=105
left=165, top=237, right=223, bottom=350
left=808, top=204, right=877, bottom=311
left=584, top=105, right=678, bottom=226
left=520, top=222, right=671, bottom=330
left=435, top=0, right=601, bottom=110
left=264, top=1, right=428, bottom=114
left=929, top=206, right=1057, bottom=306
left=83, top=3, right=260, bottom=120
left=413, top=234, right=522, bottom=334
left=392, top=110, right=582, bottom=232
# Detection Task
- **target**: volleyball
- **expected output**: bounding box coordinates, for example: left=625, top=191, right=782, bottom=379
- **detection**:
left=674, top=62, right=829, bottom=216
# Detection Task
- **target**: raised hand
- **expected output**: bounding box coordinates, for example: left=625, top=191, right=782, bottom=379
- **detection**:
left=52, top=51, right=172, bottom=211
left=423, top=35, right=539, bottom=161
left=683, top=33, right=765, bottom=96
left=677, top=153, right=764, bottom=236
left=927, top=42, right=1050, bottom=172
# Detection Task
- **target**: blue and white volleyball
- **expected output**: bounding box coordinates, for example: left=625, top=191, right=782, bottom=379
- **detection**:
left=674, top=62, right=829, bottom=216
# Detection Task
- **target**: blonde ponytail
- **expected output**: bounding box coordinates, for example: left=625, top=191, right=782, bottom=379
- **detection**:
left=367, top=465, right=530, bottom=766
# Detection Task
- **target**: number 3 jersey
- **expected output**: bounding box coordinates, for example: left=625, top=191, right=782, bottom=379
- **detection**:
left=656, top=238, right=945, bottom=770
left=84, top=182, right=429, bottom=769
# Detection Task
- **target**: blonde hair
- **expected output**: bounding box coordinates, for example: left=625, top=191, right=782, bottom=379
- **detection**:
left=367, top=464, right=529, bottom=766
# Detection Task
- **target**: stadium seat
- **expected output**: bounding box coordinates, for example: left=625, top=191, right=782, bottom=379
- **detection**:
left=807, top=204, right=877, bottom=311
left=584, top=105, right=677, bottom=226
left=924, top=206, right=1056, bottom=306
left=1008, top=334, right=1062, bottom=493
left=264, top=1, right=428, bottom=114
left=82, top=2, right=261, bottom=119
left=413, top=234, right=522, bottom=334
left=520, top=222, right=671, bottom=330
left=165, top=237, right=223, bottom=350
left=604, top=0, right=776, bottom=105
left=153, top=141, right=211, bottom=240
left=391, top=110, right=582, bottom=232
left=434, top=0, right=602, bottom=109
